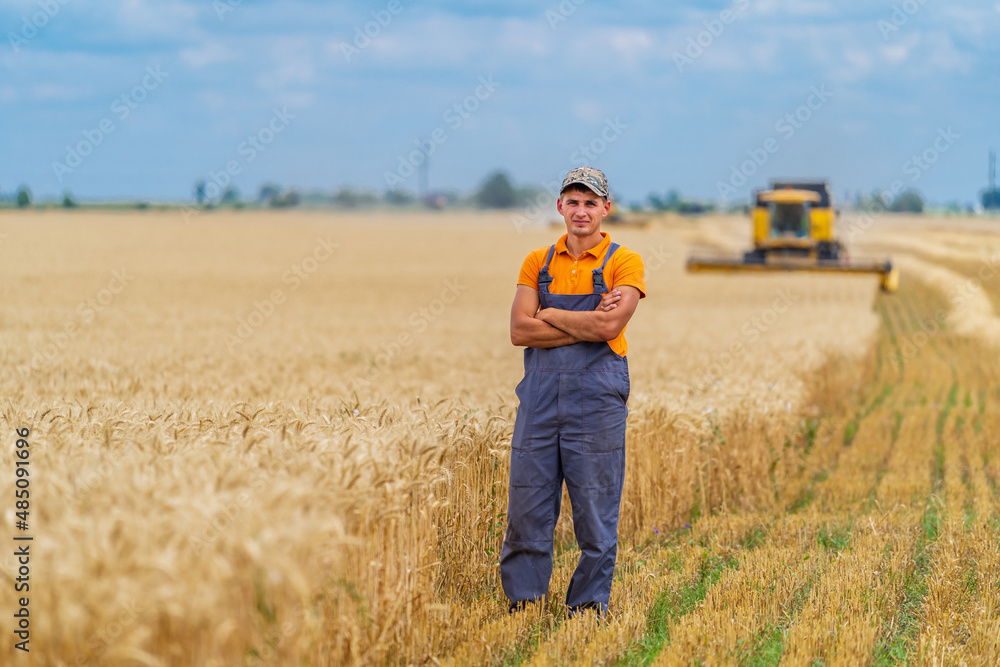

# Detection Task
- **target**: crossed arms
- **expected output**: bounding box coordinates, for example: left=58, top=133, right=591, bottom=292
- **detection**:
left=509, top=285, right=641, bottom=348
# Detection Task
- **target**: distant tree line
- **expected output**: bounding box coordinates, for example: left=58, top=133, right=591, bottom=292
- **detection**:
left=0, top=186, right=36, bottom=208
left=854, top=189, right=926, bottom=213
left=190, top=171, right=549, bottom=211
left=3, top=174, right=995, bottom=215
left=647, top=189, right=717, bottom=214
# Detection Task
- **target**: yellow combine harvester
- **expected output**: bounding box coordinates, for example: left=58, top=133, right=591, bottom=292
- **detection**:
left=687, top=180, right=899, bottom=292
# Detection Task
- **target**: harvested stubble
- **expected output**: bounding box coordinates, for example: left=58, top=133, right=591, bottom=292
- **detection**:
left=522, top=547, right=701, bottom=667
left=653, top=520, right=822, bottom=666
left=3, top=210, right=999, bottom=665
left=780, top=510, right=920, bottom=665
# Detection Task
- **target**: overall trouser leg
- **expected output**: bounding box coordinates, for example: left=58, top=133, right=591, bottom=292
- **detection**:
left=560, top=365, right=628, bottom=614
left=500, top=371, right=563, bottom=609
left=561, top=447, right=625, bottom=612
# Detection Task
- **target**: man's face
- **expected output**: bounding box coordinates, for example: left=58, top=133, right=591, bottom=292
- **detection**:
left=557, top=188, right=610, bottom=238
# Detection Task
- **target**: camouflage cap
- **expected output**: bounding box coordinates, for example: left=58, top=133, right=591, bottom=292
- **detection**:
left=560, top=166, right=609, bottom=199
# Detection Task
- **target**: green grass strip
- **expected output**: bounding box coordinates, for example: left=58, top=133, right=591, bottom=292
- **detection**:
left=871, top=406, right=946, bottom=665
left=871, top=497, right=940, bottom=665
left=618, top=550, right=738, bottom=666
left=737, top=575, right=817, bottom=667
left=618, top=524, right=770, bottom=666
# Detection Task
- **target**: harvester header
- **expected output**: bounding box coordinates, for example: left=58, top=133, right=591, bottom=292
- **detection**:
left=687, top=180, right=898, bottom=292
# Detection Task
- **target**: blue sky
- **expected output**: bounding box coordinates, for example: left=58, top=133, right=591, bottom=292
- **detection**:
left=2, top=0, right=998, bottom=204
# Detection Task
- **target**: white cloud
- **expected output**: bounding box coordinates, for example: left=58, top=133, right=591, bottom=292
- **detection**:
left=365, top=16, right=487, bottom=66
left=496, top=20, right=549, bottom=58
left=256, top=38, right=316, bottom=91
left=30, top=84, right=90, bottom=101
left=571, top=101, right=604, bottom=123
left=918, top=31, right=973, bottom=74
left=4, top=0, right=49, bottom=12
left=115, top=0, right=200, bottom=39
left=607, top=28, right=655, bottom=63
left=842, top=48, right=873, bottom=76
left=312, top=5, right=991, bottom=89
left=180, top=42, right=236, bottom=69
left=935, top=5, right=1000, bottom=46
left=197, top=91, right=227, bottom=111
left=751, top=0, right=835, bottom=17
left=328, top=16, right=559, bottom=70
left=877, top=31, right=919, bottom=68
left=696, top=16, right=981, bottom=83
left=694, top=38, right=781, bottom=74
left=275, top=91, right=316, bottom=109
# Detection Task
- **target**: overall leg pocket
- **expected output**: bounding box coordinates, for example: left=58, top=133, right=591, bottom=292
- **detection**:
left=599, top=369, right=630, bottom=404
left=512, top=374, right=536, bottom=451
left=581, top=372, right=627, bottom=453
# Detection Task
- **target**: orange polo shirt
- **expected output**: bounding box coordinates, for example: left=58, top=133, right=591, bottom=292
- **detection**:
left=518, top=232, right=645, bottom=357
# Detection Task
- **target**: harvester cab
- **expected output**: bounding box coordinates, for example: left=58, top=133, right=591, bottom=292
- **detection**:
left=687, top=180, right=899, bottom=293
left=748, top=182, right=839, bottom=262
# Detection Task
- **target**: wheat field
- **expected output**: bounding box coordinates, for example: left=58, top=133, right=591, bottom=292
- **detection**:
left=1, top=209, right=998, bottom=665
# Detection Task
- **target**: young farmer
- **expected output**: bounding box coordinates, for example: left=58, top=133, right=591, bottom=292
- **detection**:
left=503, top=166, right=645, bottom=615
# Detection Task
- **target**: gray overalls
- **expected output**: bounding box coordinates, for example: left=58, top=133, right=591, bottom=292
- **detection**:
left=501, top=242, right=629, bottom=615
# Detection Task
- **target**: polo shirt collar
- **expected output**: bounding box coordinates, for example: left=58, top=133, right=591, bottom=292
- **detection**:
left=554, top=232, right=610, bottom=259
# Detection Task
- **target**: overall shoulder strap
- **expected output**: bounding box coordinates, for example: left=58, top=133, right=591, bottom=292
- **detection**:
left=538, top=245, right=557, bottom=292
left=591, top=243, right=621, bottom=294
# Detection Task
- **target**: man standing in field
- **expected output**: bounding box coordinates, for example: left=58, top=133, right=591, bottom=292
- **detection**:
left=502, top=166, right=645, bottom=616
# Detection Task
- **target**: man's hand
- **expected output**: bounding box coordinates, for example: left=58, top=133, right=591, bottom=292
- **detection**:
left=535, top=285, right=640, bottom=343
left=597, top=289, right=622, bottom=312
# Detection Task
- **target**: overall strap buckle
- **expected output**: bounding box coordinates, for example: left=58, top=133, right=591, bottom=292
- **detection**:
left=538, top=245, right=557, bottom=293
left=591, top=242, right=621, bottom=294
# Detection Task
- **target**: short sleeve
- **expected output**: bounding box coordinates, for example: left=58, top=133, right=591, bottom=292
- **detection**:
left=517, top=249, right=542, bottom=290
left=612, top=248, right=646, bottom=298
